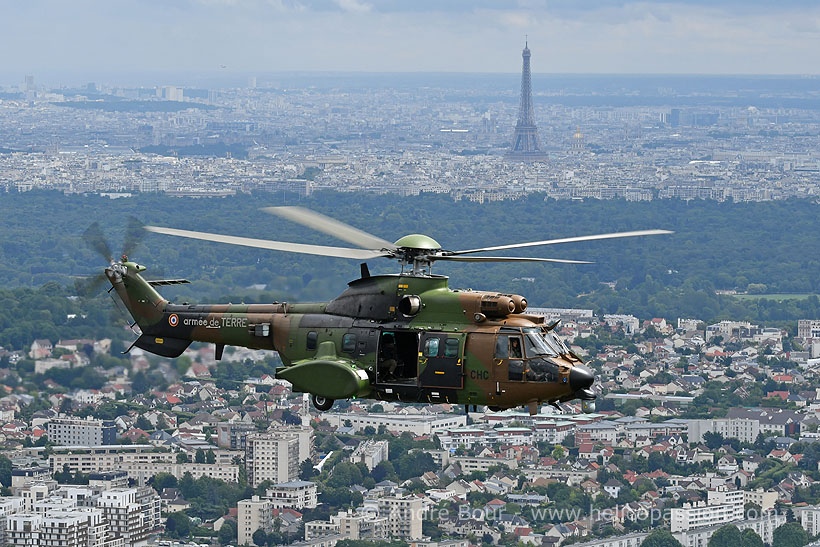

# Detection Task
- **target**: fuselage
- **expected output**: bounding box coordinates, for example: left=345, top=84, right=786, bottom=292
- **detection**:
left=110, top=264, right=596, bottom=411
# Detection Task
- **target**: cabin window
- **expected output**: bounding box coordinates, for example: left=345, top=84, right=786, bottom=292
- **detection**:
left=509, top=360, right=525, bottom=381
left=423, top=338, right=440, bottom=357
left=342, top=333, right=357, bottom=353
left=495, top=335, right=508, bottom=359
left=306, top=331, right=318, bottom=350
left=444, top=338, right=460, bottom=358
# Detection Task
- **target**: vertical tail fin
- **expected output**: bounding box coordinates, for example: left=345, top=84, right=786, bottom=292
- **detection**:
left=106, top=262, right=167, bottom=331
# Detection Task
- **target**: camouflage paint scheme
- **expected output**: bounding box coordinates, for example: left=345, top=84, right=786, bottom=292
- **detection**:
left=107, top=260, right=596, bottom=413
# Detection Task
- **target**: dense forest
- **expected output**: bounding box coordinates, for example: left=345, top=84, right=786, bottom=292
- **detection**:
left=1, top=190, right=819, bottom=350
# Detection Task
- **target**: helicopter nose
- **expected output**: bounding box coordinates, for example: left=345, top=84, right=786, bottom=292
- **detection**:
left=569, top=365, right=595, bottom=391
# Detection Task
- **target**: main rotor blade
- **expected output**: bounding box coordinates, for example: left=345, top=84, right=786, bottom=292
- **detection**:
left=431, top=255, right=593, bottom=264
left=447, top=229, right=673, bottom=256
left=145, top=226, right=388, bottom=260
left=82, top=222, right=114, bottom=264
left=121, top=216, right=145, bottom=258
left=262, top=206, right=397, bottom=251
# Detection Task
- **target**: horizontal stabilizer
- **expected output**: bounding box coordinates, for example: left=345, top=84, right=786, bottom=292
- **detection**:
left=147, top=279, right=191, bottom=286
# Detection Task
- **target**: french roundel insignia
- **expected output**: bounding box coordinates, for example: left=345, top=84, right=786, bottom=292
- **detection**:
left=169, top=314, right=179, bottom=327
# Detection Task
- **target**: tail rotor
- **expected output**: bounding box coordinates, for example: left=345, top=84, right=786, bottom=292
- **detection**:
left=75, top=218, right=145, bottom=297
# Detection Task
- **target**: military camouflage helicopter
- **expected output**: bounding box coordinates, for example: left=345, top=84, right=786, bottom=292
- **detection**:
left=91, top=208, right=670, bottom=414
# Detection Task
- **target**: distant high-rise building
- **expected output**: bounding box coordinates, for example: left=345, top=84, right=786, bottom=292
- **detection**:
left=669, top=108, right=681, bottom=128
left=24, top=75, right=34, bottom=91
left=248, top=76, right=257, bottom=89
left=159, top=86, right=183, bottom=102
left=571, top=126, right=585, bottom=154
left=507, top=41, right=547, bottom=162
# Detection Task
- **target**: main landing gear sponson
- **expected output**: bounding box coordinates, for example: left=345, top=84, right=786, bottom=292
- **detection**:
left=312, top=395, right=334, bottom=411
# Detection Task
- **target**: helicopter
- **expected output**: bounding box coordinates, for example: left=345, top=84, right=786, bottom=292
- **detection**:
left=91, top=207, right=671, bottom=414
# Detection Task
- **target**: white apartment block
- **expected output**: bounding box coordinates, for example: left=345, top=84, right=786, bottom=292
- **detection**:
left=265, top=481, right=318, bottom=510
left=706, top=487, right=777, bottom=513
left=375, top=495, right=423, bottom=540
left=48, top=445, right=238, bottom=485
left=97, top=488, right=161, bottom=546
left=450, top=456, right=519, bottom=473
left=0, top=498, right=24, bottom=545
left=305, top=509, right=387, bottom=541
left=798, top=505, right=820, bottom=537
left=603, top=314, right=640, bottom=334
left=349, top=440, right=389, bottom=470
left=533, top=421, right=575, bottom=444
left=49, top=445, right=170, bottom=474
left=269, top=425, right=314, bottom=464
left=798, top=319, right=820, bottom=339
left=744, top=489, right=778, bottom=511
left=5, top=506, right=129, bottom=547
left=238, top=495, right=274, bottom=546
left=687, top=418, right=760, bottom=444
left=671, top=501, right=744, bottom=532
left=48, top=417, right=116, bottom=446
left=117, top=461, right=239, bottom=485
left=246, top=433, right=300, bottom=487
left=324, top=412, right=466, bottom=436
left=572, top=514, right=785, bottom=547
left=706, top=488, right=743, bottom=507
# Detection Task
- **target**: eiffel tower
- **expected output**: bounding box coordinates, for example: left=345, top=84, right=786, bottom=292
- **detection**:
left=507, top=41, right=547, bottom=161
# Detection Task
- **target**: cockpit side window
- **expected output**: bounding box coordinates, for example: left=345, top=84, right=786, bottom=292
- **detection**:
left=509, top=336, right=523, bottom=359
left=509, top=359, right=525, bottom=381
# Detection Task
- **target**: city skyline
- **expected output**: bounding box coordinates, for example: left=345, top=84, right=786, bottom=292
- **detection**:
left=2, top=0, right=820, bottom=82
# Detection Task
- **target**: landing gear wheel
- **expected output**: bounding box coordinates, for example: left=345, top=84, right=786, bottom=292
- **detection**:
left=488, top=406, right=503, bottom=412
left=312, top=395, right=334, bottom=412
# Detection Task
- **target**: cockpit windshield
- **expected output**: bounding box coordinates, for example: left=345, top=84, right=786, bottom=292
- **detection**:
left=523, top=332, right=558, bottom=357
left=521, top=327, right=569, bottom=356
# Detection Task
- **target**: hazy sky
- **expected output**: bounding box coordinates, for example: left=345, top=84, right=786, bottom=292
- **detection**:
left=3, top=0, right=820, bottom=80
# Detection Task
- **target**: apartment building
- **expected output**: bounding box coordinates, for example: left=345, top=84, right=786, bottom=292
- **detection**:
left=375, top=495, right=423, bottom=540
left=305, top=509, right=388, bottom=541
left=797, top=505, right=820, bottom=537
left=97, top=488, right=161, bottom=546
left=246, top=433, right=300, bottom=487
left=48, top=417, right=117, bottom=446
left=671, top=501, right=744, bottom=532
left=266, top=481, right=318, bottom=510
left=349, top=440, right=389, bottom=470
left=5, top=507, right=125, bottom=547
left=324, top=413, right=466, bottom=436
left=216, top=421, right=257, bottom=450
left=688, top=418, right=760, bottom=444
left=238, top=496, right=274, bottom=545
left=48, top=445, right=238, bottom=485
left=268, top=425, right=314, bottom=464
